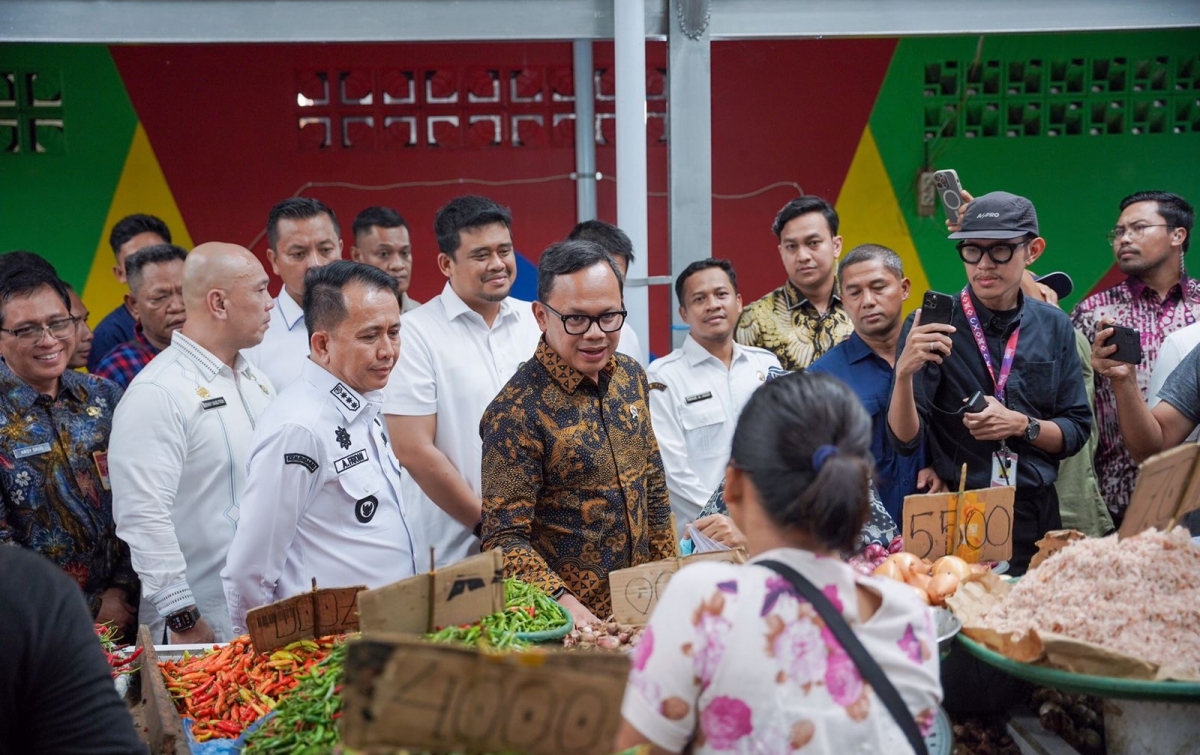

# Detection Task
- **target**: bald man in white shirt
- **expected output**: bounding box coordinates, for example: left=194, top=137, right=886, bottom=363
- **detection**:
left=111, top=243, right=276, bottom=644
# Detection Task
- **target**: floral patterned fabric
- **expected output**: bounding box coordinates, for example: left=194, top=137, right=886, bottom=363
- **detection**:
left=480, top=337, right=676, bottom=616
left=1070, top=275, right=1200, bottom=520
left=0, top=361, right=137, bottom=615
left=623, top=548, right=941, bottom=754
left=735, top=280, right=853, bottom=372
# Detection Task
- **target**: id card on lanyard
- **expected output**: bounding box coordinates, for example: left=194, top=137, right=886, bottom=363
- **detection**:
left=959, top=288, right=1021, bottom=486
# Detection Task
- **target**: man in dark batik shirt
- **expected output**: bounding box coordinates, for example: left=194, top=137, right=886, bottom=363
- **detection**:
left=480, top=239, right=675, bottom=625
left=0, top=263, right=138, bottom=638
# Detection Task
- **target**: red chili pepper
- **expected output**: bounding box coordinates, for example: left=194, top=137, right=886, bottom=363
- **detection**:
left=110, top=646, right=144, bottom=667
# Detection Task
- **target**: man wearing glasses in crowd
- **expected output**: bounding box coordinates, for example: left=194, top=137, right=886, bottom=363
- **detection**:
left=0, top=262, right=138, bottom=638
left=480, top=239, right=675, bottom=629
left=1071, top=191, right=1197, bottom=527
left=888, top=191, right=1090, bottom=575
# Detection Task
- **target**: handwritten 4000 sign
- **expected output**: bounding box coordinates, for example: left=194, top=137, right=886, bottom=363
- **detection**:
left=341, top=638, right=630, bottom=755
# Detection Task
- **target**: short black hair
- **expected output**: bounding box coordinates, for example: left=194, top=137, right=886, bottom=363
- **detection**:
left=353, top=206, right=408, bottom=242
left=433, top=195, right=512, bottom=258
left=267, top=197, right=341, bottom=251
left=303, top=260, right=400, bottom=340
left=1120, top=191, right=1194, bottom=254
left=730, top=371, right=874, bottom=552
left=536, top=239, right=624, bottom=304
left=674, top=258, right=738, bottom=305
left=109, top=214, right=171, bottom=259
left=772, top=196, right=839, bottom=239
left=0, top=264, right=71, bottom=329
left=567, top=220, right=635, bottom=265
left=125, top=244, right=188, bottom=293
left=837, top=244, right=904, bottom=281
left=1, top=250, right=57, bottom=277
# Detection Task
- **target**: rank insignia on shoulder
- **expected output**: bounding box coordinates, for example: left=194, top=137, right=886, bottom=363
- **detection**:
left=685, top=391, right=713, bottom=404
left=284, top=453, right=318, bottom=473
left=330, top=383, right=361, bottom=412
left=649, top=382, right=668, bottom=391
left=335, top=426, right=351, bottom=449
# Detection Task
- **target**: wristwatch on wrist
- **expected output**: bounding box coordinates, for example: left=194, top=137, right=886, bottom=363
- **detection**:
left=1024, top=417, right=1041, bottom=443
left=166, top=605, right=201, bottom=634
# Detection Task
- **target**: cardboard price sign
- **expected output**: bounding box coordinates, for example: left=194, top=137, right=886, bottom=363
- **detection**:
left=341, top=637, right=629, bottom=755
left=902, top=487, right=1015, bottom=562
left=356, top=550, right=505, bottom=636
left=1122, top=443, right=1200, bottom=538
left=247, top=585, right=365, bottom=653
left=609, top=549, right=746, bottom=626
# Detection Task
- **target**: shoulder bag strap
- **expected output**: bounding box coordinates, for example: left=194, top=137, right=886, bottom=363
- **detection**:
left=759, top=559, right=929, bottom=755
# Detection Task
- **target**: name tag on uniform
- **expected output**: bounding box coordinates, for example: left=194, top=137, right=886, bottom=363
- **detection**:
left=201, top=397, right=227, bottom=410
left=334, top=449, right=369, bottom=474
left=93, top=451, right=111, bottom=491
left=14, top=442, right=51, bottom=459
left=685, top=391, right=713, bottom=404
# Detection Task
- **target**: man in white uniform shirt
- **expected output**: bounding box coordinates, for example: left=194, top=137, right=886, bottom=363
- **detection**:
left=568, top=220, right=645, bottom=365
left=242, top=197, right=342, bottom=392
left=646, top=259, right=780, bottom=535
left=110, top=243, right=276, bottom=644
left=224, top=262, right=418, bottom=634
left=385, top=196, right=541, bottom=568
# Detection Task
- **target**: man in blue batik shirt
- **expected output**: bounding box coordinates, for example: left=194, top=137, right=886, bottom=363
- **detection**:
left=811, top=244, right=945, bottom=521
left=0, top=262, right=138, bottom=638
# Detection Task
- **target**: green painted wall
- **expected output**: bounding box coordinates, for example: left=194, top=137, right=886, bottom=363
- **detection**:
left=0, top=45, right=137, bottom=288
left=871, top=30, right=1200, bottom=308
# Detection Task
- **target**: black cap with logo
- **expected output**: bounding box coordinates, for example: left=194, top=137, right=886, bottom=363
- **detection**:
left=948, top=191, right=1040, bottom=240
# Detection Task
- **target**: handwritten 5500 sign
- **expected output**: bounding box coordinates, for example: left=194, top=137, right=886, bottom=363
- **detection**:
left=902, top=488, right=1014, bottom=562
left=341, top=638, right=629, bottom=755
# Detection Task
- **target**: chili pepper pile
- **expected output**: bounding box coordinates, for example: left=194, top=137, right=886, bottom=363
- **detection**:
left=96, top=622, right=143, bottom=678
left=242, top=640, right=347, bottom=755
left=158, top=635, right=339, bottom=742
left=426, top=578, right=567, bottom=650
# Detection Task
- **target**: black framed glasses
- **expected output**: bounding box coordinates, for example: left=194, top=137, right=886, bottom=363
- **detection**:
left=1106, top=223, right=1172, bottom=246
left=956, top=239, right=1029, bottom=265
left=541, top=302, right=627, bottom=335
left=0, top=316, right=78, bottom=344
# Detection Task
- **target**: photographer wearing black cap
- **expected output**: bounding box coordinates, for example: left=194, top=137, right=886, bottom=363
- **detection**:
left=887, top=191, right=1091, bottom=575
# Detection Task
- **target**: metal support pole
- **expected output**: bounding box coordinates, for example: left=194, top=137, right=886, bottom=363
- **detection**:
left=614, top=0, right=649, bottom=364
left=667, top=0, right=712, bottom=350
left=573, top=40, right=598, bottom=224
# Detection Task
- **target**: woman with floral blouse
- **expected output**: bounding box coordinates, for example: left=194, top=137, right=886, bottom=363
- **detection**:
left=616, top=371, right=942, bottom=754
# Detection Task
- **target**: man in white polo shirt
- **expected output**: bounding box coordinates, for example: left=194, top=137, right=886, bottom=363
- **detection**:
left=110, top=243, right=276, bottom=644
left=224, top=262, right=418, bottom=634
left=242, top=197, right=342, bottom=392
left=385, top=195, right=541, bottom=568
left=646, top=259, right=780, bottom=536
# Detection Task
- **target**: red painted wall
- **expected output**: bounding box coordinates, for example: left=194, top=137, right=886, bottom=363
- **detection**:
left=110, top=40, right=894, bottom=356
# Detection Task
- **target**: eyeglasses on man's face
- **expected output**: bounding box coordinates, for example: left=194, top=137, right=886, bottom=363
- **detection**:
left=956, top=239, right=1029, bottom=265
left=541, top=302, right=627, bottom=335
left=1106, top=223, right=1172, bottom=246
left=0, top=317, right=78, bottom=344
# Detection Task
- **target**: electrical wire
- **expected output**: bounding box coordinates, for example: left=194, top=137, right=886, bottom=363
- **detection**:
left=245, top=175, right=804, bottom=249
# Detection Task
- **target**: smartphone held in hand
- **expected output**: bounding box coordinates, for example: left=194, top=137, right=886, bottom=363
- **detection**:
left=934, top=169, right=965, bottom=220
left=921, top=291, right=955, bottom=327
left=1107, top=324, right=1142, bottom=365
